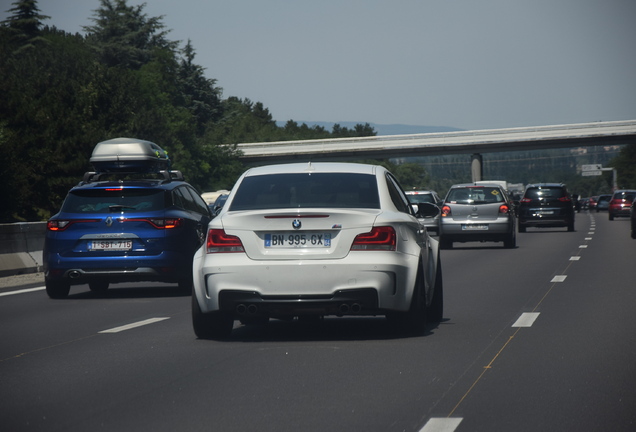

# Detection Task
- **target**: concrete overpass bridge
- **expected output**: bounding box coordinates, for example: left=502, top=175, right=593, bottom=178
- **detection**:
left=236, top=119, right=636, bottom=181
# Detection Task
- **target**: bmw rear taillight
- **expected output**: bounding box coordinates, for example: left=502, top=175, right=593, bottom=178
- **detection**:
left=47, top=219, right=100, bottom=231
left=351, top=226, right=396, bottom=251
left=441, top=205, right=452, bottom=217
left=207, top=229, right=245, bottom=253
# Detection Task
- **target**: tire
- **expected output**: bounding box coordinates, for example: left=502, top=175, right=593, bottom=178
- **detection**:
left=178, top=273, right=193, bottom=293
left=439, top=236, right=453, bottom=250
left=503, top=228, right=516, bottom=248
left=45, top=279, right=70, bottom=299
left=518, top=223, right=526, bottom=233
left=387, top=265, right=427, bottom=335
left=426, top=257, right=444, bottom=323
left=609, top=213, right=614, bottom=221
left=567, top=220, right=575, bottom=232
left=89, top=281, right=109, bottom=293
left=192, top=293, right=233, bottom=339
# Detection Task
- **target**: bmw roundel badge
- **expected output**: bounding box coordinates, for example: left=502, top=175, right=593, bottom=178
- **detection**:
left=292, top=219, right=302, bottom=230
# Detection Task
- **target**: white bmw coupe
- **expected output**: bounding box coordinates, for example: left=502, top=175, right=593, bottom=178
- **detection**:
left=192, top=162, right=443, bottom=338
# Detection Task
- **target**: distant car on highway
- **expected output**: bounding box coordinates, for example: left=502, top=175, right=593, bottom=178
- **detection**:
left=438, top=183, right=517, bottom=249
left=208, top=193, right=228, bottom=218
left=518, top=183, right=575, bottom=232
left=596, top=194, right=612, bottom=212
left=405, top=190, right=442, bottom=235
left=191, top=162, right=443, bottom=339
left=608, top=190, right=636, bottom=220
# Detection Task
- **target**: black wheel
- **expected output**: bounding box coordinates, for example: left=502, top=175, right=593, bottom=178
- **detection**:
left=518, top=223, right=527, bottom=233
left=192, top=293, right=233, bottom=339
left=503, top=229, right=516, bottom=248
left=567, top=220, right=575, bottom=232
left=178, top=273, right=193, bottom=293
left=609, top=213, right=614, bottom=221
left=426, top=256, right=443, bottom=323
left=439, top=236, right=453, bottom=249
left=45, top=279, right=70, bottom=299
left=89, top=281, right=109, bottom=293
left=387, top=265, right=427, bottom=335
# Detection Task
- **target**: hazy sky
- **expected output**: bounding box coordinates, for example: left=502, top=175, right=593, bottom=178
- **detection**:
left=2, top=0, right=635, bottom=130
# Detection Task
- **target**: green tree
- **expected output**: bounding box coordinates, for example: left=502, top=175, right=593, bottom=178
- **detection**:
left=178, top=40, right=223, bottom=133
left=1, top=0, right=50, bottom=53
left=608, top=143, right=636, bottom=189
left=83, top=0, right=177, bottom=69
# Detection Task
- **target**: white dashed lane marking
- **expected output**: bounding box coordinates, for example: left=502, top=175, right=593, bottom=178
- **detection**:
left=420, top=417, right=463, bottom=432
left=551, top=275, right=567, bottom=283
left=512, top=312, right=541, bottom=327
left=99, top=317, right=170, bottom=333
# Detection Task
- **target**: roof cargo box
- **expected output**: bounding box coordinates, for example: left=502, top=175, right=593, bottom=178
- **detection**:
left=90, top=137, right=170, bottom=172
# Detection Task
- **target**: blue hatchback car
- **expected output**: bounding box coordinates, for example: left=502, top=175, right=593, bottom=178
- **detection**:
left=43, top=138, right=211, bottom=299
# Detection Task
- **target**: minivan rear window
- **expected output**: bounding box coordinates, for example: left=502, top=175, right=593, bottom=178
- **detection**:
left=62, top=189, right=165, bottom=213
left=230, top=173, right=380, bottom=211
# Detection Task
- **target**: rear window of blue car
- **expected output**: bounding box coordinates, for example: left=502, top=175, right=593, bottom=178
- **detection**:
left=62, top=189, right=165, bottom=213
left=230, top=173, right=380, bottom=211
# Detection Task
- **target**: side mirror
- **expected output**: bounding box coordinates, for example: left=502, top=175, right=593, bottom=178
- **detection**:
left=415, top=202, right=441, bottom=218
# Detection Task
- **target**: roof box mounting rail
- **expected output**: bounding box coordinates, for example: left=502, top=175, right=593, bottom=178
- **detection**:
left=80, top=170, right=184, bottom=185
left=89, top=137, right=171, bottom=173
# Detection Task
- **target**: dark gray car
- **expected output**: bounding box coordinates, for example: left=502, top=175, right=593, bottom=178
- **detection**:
left=518, top=183, right=575, bottom=232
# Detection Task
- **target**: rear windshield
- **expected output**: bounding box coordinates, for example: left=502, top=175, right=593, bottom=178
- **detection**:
left=446, top=187, right=504, bottom=204
left=229, top=173, right=380, bottom=211
left=406, top=193, right=435, bottom=204
left=613, top=191, right=636, bottom=201
left=524, top=187, right=566, bottom=199
left=62, top=189, right=165, bottom=213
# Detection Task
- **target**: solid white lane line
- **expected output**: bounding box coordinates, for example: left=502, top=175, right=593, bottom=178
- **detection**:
left=512, top=312, right=540, bottom=328
left=420, top=418, right=463, bottom=432
left=0, top=286, right=46, bottom=297
left=551, top=275, right=567, bottom=282
left=99, top=317, right=170, bottom=333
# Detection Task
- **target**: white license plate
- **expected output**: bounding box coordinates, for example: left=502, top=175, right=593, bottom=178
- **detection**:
left=265, top=232, right=331, bottom=248
left=462, top=224, right=488, bottom=230
left=89, top=240, right=133, bottom=251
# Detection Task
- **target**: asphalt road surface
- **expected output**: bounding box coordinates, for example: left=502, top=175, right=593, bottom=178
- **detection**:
left=1, top=211, right=634, bottom=432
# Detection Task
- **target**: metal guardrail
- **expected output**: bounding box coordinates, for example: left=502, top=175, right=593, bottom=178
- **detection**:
left=0, top=222, right=46, bottom=277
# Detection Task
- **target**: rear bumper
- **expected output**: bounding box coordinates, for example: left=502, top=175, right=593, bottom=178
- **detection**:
left=193, top=251, right=420, bottom=315
left=439, top=218, right=513, bottom=241
left=44, top=251, right=190, bottom=284
left=218, top=288, right=379, bottom=317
